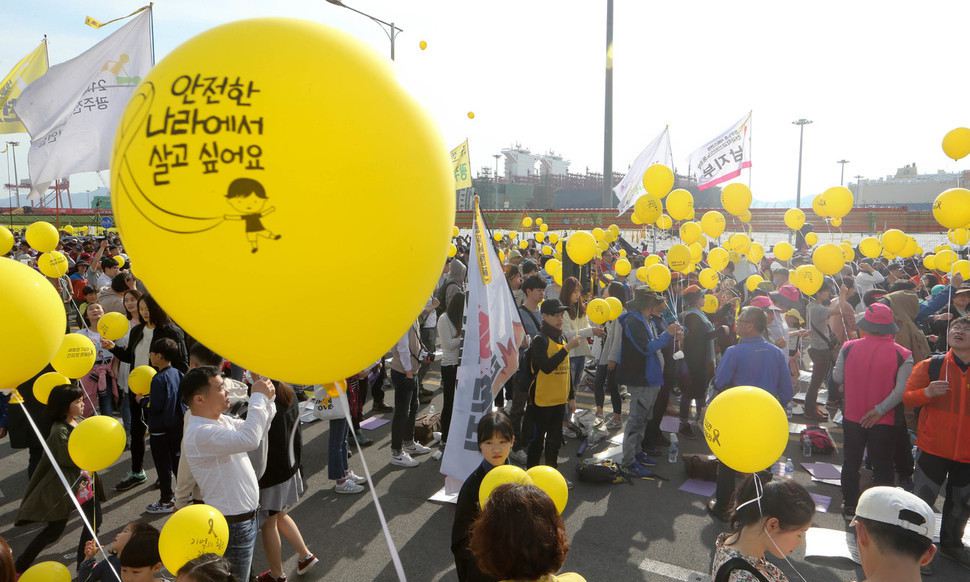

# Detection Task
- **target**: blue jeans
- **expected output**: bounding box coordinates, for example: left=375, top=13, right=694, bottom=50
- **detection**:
left=390, top=370, right=418, bottom=452
left=225, top=516, right=258, bottom=582
left=569, top=356, right=586, bottom=400
left=328, top=418, right=349, bottom=480
left=621, top=385, right=660, bottom=467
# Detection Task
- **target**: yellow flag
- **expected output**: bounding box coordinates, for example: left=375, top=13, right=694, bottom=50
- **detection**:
left=0, top=40, right=49, bottom=134
left=450, top=139, right=472, bottom=190
left=85, top=16, right=104, bottom=28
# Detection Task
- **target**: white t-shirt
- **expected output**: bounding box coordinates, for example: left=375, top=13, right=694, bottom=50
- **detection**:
left=134, top=326, right=154, bottom=368
left=79, top=328, right=112, bottom=362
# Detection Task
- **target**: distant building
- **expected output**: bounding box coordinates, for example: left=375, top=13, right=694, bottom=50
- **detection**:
left=851, top=163, right=970, bottom=209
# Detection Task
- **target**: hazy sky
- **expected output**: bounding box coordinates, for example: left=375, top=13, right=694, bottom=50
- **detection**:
left=3, top=0, right=969, bottom=203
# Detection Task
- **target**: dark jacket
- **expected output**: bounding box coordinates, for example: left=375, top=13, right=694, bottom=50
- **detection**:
left=144, top=366, right=185, bottom=433
left=109, top=323, right=189, bottom=372
left=258, top=394, right=302, bottom=489
left=616, top=311, right=672, bottom=387
left=7, top=368, right=52, bottom=450
left=77, top=554, right=121, bottom=582
left=451, top=460, right=499, bottom=582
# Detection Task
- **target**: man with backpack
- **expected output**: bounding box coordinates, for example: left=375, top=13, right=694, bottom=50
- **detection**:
left=904, top=315, right=970, bottom=570
left=509, top=275, right=546, bottom=464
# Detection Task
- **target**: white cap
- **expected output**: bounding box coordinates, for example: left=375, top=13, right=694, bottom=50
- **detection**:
left=854, top=486, right=934, bottom=541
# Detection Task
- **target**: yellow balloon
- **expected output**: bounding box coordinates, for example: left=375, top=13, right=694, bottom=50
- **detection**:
left=518, top=240, right=529, bottom=250
left=605, top=296, right=623, bottom=320
left=492, top=232, right=502, bottom=242
left=451, top=226, right=459, bottom=238
left=783, top=208, right=806, bottom=231
left=69, top=415, right=126, bottom=472
left=729, top=233, right=751, bottom=256
left=942, top=127, right=970, bottom=161
left=548, top=232, right=559, bottom=244
left=587, top=298, right=611, bottom=325
left=949, top=228, right=970, bottom=246
left=666, top=244, right=692, bottom=273
left=614, top=257, right=631, bottom=276
left=63, top=225, right=75, bottom=235
left=923, top=254, right=936, bottom=271
left=700, top=210, right=726, bottom=239
left=704, top=386, right=789, bottom=473
left=630, top=212, right=644, bottom=226
left=51, top=333, right=96, bottom=379
left=830, top=217, right=843, bottom=228
left=634, top=266, right=649, bottom=283
left=641, top=163, right=675, bottom=199
left=772, top=241, right=794, bottom=262
left=655, top=214, right=673, bottom=230
left=555, top=240, right=562, bottom=254
left=882, top=229, right=907, bottom=254
left=935, top=249, right=958, bottom=272
left=707, top=247, right=729, bottom=271
left=33, top=372, right=71, bottom=405
left=566, top=231, right=597, bottom=265
left=26, top=222, right=59, bottom=253
left=644, top=254, right=661, bottom=266
left=953, top=260, right=970, bottom=280
left=702, top=293, right=719, bottom=314
left=933, top=188, right=970, bottom=230
left=20, top=561, right=70, bottom=582
left=448, top=243, right=457, bottom=258
left=813, top=243, right=845, bottom=276
left=721, top=183, right=752, bottom=216
left=840, top=242, right=855, bottom=262
left=688, top=242, right=704, bottom=264
left=646, top=263, right=672, bottom=292
left=129, top=365, right=157, bottom=396
left=539, top=223, right=549, bottom=233
left=739, top=210, right=752, bottom=223
left=899, top=237, right=919, bottom=259
left=114, top=255, right=126, bottom=267
left=859, top=237, right=881, bottom=259
left=748, top=242, right=765, bottom=263
left=679, top=221, right=702, bottom=245
left=160, top=504, right=231, bottom=573
left=522, top=217, right=533, bottom=228
left=96, top=312, right=130, bottom=341
left=467, top=111, right=475, bottom=119
left=812, top=193, right=830, bottom=218
left=592, top=227, right=606, bottom=242
left=822, top=186, right=853, bottom=218
left=745, top=274, right=764, bottom=292
left=634, top=194, right=663, bottom=224
left=498, top=250, right=505, bottom=263
left=0, top=226, right=13, bottom=255
left=1, top=259, right=68, bottom=388
left=111, top=19, right=454, bottom=385
left=608, top=223, right=620, bottom=236
left=534, top=231, right=545, bottom=243
left=38, top=251, right=69, bottom=278
left=618, top=249, right=627, bottom=258
left=804, top=232, right=818, bottom=247
left=541, top=245, right=553, bottom=256
left=525, top=465, right=569, bottom=513
left=699, top=268, right=719, bottom=290
left=478, top=465, right=534, bottom=508
left=665, top=189, right=694, bottom=221
left=794, top=264, right=824, bottom=295
left=419, top=40, right=428, bottom=50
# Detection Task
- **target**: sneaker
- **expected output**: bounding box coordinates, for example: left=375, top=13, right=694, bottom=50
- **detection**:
left=114, top=471, right=147, bottom=492
left=297, top=554, right=319, bottom=575
left=404, top=441, right=432, bottom=456
left=335, top=479, right=365, bottom=495
left=145, top=500, right=175, bottom=514
left=566, top=479, right=575, bottom=490
left=354, top=432, right=374, bottom=447
left=679, top=421, right=695, bottom=438
left=605, top=415, right=623, bottom=431
left=509, top=449, right=528, bottom=465
left=941, top=545, right=970, bottom=570
left=344, top=470, right=367, bottom=485
left=255, top=571, right=287, bottom=582
left=390, top=451, right=420, bottom=468
left=635, top=452, right=657, bottom=467
left=593, top=415, right=605, bottom=428
left=624, top=462, right=655, bottom=479
left=372, top=403, right=394, bottom=413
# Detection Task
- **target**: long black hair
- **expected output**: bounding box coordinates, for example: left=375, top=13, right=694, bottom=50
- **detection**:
left=139, top=294, right=171, bottom=327
left=446, top=291, right=465, bottom=334
left=730, top=476, right=815, bottom=535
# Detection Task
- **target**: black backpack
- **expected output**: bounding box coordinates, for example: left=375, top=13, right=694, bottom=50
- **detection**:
left=714, top=557, right=769, bottom=582
left=927, top=353, right=947, bottom=381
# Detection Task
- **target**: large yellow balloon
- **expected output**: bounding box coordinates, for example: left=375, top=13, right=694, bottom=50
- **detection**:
left=773, top=241, right=794, bottom=262
left=592, top=227, right=606, bottom=242
left=646, top=263, right=672, bottom=292
left=812, top=194, right=830, bottom=218
left=34, top=372, right=71, bottom=405
left=748, top=242, right=765, bottom=263
left=478, top=465, right=534, bottom=508
left=526, top=465, right=569, bottom=514
left=614, top=257, right=631, bottom=276
left=831, top=217, right=843, bottom=228
left=20, top=562, right=70, bottom=582
left=688, top=242, right=704, bottom=263
left=707, top=247, right=729, bottom=271
left=739, top=210, right=752, bottom=223
left=935, top=249, right=958, bottom=273
left=111, top=19, right=453, bottom=385
left=69, top=415, right=126, bottom=472
left=823, top=186, right=853, bottom=218
left=728, top=233, right=751, bottom=256
left=635, top=266, right=650, bottom=283
left=949, top=228, right=970, bottom=246
left=721, top=183, right=752, bottom=216
left=804, top=232, right=818, bottom=247
left=699, top=268, right=719, bottom=290
left=923, top=254, right=936, bottom=271
left=704, top=386, right=789, bottom=473
left=655, top=214, right=673, bottom=230
left=51, top=333, right=97, bottom=379
left=548, top=232, right=559, bottom=244
left=160, top=504, right=231, bottom=573
left=783, top=208, right=806, bottom=231
left=679, top=221, right=702, bottom=245
left=700, top=210, right=726, bottom=239
left=566, top=231, right=596, bottom=265
left=37, top=251, right=69, bottom=278
left=899, top=237, right=918, bottom=259
left=605, top=296, right=623, bottom=320
left=1, top=259, right=68, bottom=389
left=544, top=258, right=562, bottom=278
left=539, top=223, right=549, bottom=233
left=25, top=222, right=59, bottom=253
left=634, top=194, right=663, bottom=224
left=534, top=231, right=545, bottom=243
left=666, top=244, right=692, bottom=273
left=644, top=254, right=661, bottom=267
left=665, top=189, right=694, bottom=221
left=745, top=275, right=764, bottom=292
left=641, top=163, right=675, bottom=199
left=518, top=240, right=529, bottom=250
left=953, top=260, right=970, bottom=280
left=587, top=298, right=611, bottom=325
left=882, top=229, right=908, bottom=254
left=541, top=245, right=553, bottom=256
left=794, top=264, right=824, bottom=295
left=813, top=243, right=845, bottom=276
left=859, top=237, right=882, bottom=259
left=933, top=188, right=970, bottom=230
left=840, top=241, right=855, bottom=262
left=942, top=127, right=970, bottom=161
left=0, top=225, right=13, bottom=255
left=702, top=293, right=719, bottom=314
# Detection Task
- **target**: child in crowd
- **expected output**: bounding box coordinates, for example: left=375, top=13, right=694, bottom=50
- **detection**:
left=176, top=554, right=236, bottom=582
left=79, top=521, right=161, bottom=582
left=143, top=338, right=185, bottom=514
left=452, top=411, right=515, bottom=582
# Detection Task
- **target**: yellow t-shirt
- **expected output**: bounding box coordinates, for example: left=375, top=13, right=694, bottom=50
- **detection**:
left=534, top=337, right=570, bottom=406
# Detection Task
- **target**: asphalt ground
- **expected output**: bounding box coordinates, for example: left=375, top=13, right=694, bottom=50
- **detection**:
left=0, top=369, right=964, bottom=581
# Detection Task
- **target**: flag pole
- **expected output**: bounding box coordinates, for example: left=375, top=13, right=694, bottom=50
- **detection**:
left=148, top=3, right=155, bottom=65
left=747, top=110, right=753, bottom=190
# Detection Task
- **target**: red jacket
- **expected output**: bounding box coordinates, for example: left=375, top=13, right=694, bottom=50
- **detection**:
left=904, top=352, right=970, bottom=462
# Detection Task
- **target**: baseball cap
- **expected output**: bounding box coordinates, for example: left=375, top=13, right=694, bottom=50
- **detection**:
left=853, top=486, right=934, bottom=541
left=540, top=298, right=569, bottom=315
left=750, top=295, right=782, bottom=311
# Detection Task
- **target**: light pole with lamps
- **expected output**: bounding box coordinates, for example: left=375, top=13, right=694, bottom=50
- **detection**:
left=792, top=118, right=812, bottom=208
left=325, top=0, right=402, bottom=60
left=602, top=0, right=614, bottom=208
left=836, top=159, right=849, bottom=186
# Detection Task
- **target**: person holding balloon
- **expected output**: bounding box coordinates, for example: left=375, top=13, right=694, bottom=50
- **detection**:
left=592, top=282, right=627, bottom=431
left=678, top=285, right=717, bottom=437
left=112, top=288, right=144, bottom=436
left=560, top=276, right=605, bottom=422
left=15, top=384, right=105, bottom=573
left=141, top=338, right=187, bottom=515
left=78, top=521, right=161, bottom=582
left=77, top=303, right=117, bottom=416
left=803, top=281, right=842, bottom=422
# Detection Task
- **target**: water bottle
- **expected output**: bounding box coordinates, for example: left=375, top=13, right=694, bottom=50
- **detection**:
left=787, top=402, right=793, bottom=420
left=802, top=434, right=813, bottom=458
left=667, top=433, right=679, bottom=464
left=428, top=404, right=436, bottom=415
left=785, top=457, right=795, bottom=479
left=772, top=458, right=785, bottom=479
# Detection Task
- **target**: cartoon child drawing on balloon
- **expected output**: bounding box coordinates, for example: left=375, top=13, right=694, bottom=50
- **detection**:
left=223, top=178, right=282, bottom=253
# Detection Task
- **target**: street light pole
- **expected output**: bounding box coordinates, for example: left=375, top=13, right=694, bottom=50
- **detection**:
left=837, top=159, right=849, bottom=186
left=602, top=0, right=614, bottom=208
left=493, top=154, right=501, bottom=208
left=792, top=119, right=812, bottom=208
left=853, top=174, right=864, bottom=204
left=325, top=0, right=402, bottom=60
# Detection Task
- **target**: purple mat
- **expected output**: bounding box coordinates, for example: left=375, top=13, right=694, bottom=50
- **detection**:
left=360, top=416, right=391, bottom=430
left=810, top=493, right=832, bottom=512
left=679, top=479, right=717, bottom=497
left=803, top=462, right=841, bottom=480
left=660, top=415, right=681, bottom=433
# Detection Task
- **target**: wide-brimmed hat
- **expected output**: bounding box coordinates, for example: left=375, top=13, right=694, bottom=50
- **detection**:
left=784, top=308, right=804, bottom=325
left=627, top=288, right=665, bottom=312
left=954, top=285, right=970, bottom=299
left=856, top=303, right=898, bottom=336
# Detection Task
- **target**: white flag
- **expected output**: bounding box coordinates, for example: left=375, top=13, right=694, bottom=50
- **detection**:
left=688, top=112, right=752, bottom=191
left=15, top=10, right=151, bottom=200
left=441, top=197, right=525, bottom=494
left=613, top=127, right=672, bottom=215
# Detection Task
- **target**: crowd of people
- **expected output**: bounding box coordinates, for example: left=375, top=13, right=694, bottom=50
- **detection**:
left=1, top=224, right=969, bottom=582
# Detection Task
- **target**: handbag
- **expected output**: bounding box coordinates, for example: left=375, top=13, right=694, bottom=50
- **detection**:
left=75, top=471, right=94, bottom=504
left=310, top=386, right=350, bottom=421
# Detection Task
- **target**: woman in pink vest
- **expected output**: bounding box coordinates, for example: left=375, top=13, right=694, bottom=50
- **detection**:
left=832, top=303, right=913, bottom=518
